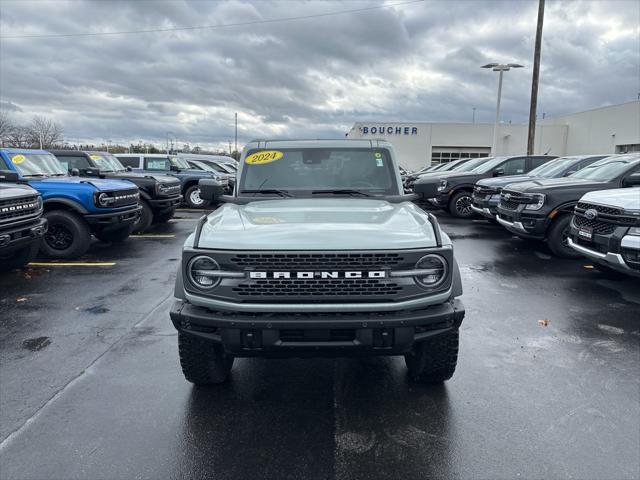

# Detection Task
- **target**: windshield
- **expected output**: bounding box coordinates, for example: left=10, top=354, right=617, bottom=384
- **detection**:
left=214, top=162, right=235, bottom=173
left=528, top=157, right=577, bottom=178
left=472, top=157, right=507, bottom=174
left=570, top=157, right=640, bottom=182
left=458, top=157, right=493, bottom=172
left=88, top=153, right=125, bottom=172
left=7, top=152, right=67, bottom=177
left=169, top=156, right=191, bottom=169
left=190, top=161, right=217, bottom=173
left=240, top=148, right=399, bottom=195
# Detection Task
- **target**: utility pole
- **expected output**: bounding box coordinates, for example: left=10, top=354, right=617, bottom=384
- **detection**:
left=234, top=112, right=238, bottom=154
left=527, top=0, right=545, bottom=155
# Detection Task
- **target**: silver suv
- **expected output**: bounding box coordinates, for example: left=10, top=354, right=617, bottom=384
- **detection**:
left=170, top=139, right=465, bottom=384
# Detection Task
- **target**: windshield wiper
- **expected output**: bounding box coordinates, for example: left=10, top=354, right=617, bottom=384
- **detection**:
left=241, top=189, right=293, bottom=198
left=311, top=189, right=373, bottom=197
left=22, top=173, right=48, bottom=177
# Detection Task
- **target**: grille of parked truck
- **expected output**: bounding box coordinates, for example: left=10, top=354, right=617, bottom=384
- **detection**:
left=496, top=154, right=640, bottom=258
left=0, top=148, right=141, bottom=259
left=567, top=188, right=640, bottom=276
left=0, top=171, right=48, bottom=271
left=170, top=139, right=465, bottom=385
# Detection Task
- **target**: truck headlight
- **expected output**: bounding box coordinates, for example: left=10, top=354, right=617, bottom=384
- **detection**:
left=437, top=180, right=448, bottom=192
left=524, top=193, right=545, bottom=211
left=96, top=192, right=115, bottom=207
left=414, top=254, right=448, bottom=288
left=188, top=256, right=221, bottom=289
left=156, top=183, right=171, bottom=195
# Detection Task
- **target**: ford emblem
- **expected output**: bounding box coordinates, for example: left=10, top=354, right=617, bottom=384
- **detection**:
left=504, top=193, right=511, bottom=201
left=584, top=208, right=598, bottom=220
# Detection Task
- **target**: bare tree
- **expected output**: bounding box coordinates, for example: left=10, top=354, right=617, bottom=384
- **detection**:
left=0, top=111, right=13, bottom=147
left=7, top=125, right=31, bottom=148
left=27, top=115, right=63, bottom=148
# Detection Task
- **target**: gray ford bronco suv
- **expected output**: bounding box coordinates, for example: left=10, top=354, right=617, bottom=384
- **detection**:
left=170, top=140, right=465, bottom=385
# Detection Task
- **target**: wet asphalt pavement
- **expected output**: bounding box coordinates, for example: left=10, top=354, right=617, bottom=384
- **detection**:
left=0, top=209, right=638, bottom=480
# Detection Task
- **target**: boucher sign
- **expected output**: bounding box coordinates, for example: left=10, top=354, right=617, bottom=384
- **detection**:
left=360, top=126, right=418, bottom=135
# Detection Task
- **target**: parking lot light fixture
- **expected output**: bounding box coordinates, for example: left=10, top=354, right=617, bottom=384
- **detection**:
left=482, top=63, right=524, bottom=154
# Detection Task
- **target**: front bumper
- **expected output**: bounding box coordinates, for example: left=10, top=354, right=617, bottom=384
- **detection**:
left=148, top=194, right=183, bottom=212
left=0, top=217, right=47, bottom=253
left=471, top=194, right=499, bottom=219
left=84, top=205, right=142, bottom=231
left=568, top=225, right=640, bottom=277
left=170, top=298, right=465, bottom=357
left=496, top=207, right=549, bottom=239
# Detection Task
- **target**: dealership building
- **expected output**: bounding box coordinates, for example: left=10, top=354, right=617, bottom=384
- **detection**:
left=346, top=100, right=640, bottom=171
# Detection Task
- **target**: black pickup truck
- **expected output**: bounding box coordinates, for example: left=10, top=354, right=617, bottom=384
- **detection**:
left=51, top=150, right=182, bottom=233
left=0, top=171, right=47, bottom=271
left=496, top=154, right=640, bottom=257
left=419, top=155, right=556, bottom=217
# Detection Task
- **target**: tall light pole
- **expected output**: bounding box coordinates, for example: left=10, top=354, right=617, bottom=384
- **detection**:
left=482, top=63, right=524, bottom=154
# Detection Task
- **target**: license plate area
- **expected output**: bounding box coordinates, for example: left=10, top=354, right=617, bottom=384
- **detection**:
left=578, top=228, right=593, bottom=240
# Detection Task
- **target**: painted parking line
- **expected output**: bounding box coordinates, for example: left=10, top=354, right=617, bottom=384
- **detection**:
left=168, top=218, right=198, bottom=222
left=28, top=262, right=116, bottom=267
left=131, top=234, right=176, bottom=238
left=176, top=208, right=210, bottom=213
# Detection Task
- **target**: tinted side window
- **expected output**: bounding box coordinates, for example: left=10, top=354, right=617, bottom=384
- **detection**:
left=117, top=156, right=140, bottom=168
left=55, top=155, right=90, bottom=171
left=144, top=157, right=171, bottom=170
left=501, top=158, right=526, bottom=175
left=530, top=157, right=551, bottom=169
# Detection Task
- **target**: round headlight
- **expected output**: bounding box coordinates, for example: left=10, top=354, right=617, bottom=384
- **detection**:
left=97, top=192, right=112, bottom=206
left=414, top=254, right=448, bottom=288
left=188, top=255, right=221, bottom=289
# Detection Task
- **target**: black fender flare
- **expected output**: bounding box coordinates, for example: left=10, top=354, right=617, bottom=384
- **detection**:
left=451, top=257, right=463, bottom=298
left=43, top=198, right=88, bottom=215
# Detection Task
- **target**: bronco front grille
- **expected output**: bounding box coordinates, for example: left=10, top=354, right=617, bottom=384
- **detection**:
left=229, top=252, right=405, bottom=270
left=111, top=189, right=139, bottom=207
left=233, top=278, right=402, bottom=298
left=0, top=195, right=41, bottom=224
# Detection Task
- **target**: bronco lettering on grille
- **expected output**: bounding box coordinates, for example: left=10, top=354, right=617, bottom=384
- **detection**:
left=249, top=271, right=387, bottom=279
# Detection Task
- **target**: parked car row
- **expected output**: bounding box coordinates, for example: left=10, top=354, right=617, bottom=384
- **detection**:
left=0, top=148, right=236, bottom=267
left=411, top=153, right=640, bottom=277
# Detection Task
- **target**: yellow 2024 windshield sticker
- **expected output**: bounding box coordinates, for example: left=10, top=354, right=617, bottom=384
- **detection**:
left=245, top=150, right=283, bottom=165
left=11, top=154, right=26, bottom=165
left=90, top=154, right=103, bottom=161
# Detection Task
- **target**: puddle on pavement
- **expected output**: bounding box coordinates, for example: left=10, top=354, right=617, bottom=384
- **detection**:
left=22, top=336, right=51, bottom=352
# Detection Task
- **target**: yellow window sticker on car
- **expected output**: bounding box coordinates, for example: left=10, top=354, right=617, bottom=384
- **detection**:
left=246, top=150, right=283, bottom=165
left=11, top=154, right=26, bottom=164
left=374, top=152, right=382, bottom=158
left=90, top=154, right=102, bottom=161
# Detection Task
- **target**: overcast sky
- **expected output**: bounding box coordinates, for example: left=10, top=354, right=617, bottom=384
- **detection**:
left=0, top=0, right=638, bottom=151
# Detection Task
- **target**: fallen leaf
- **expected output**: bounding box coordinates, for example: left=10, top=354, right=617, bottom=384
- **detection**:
left=538, top=319, right=549, bottom=327
left=16, top=297, right=27, bottom=303
left=584, top=265, right=594, bottom=269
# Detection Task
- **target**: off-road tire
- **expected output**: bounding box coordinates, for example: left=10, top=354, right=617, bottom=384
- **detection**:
left=184, top=185, right=208, bottom=209
left=448, top=191, right=474, bottom=218
left=178, top=331, right=234, bottom=385
left=153, top=209, right=175, bottom=224
left=547, top=214, right=581, bottom=258
left=405, top=330, right=459, bottom=383
left=132, top=200, right=153, bottom=233
left=40, top=210, right=91, bottom=259
left=95, top=225, right=133, bottom=243
left=0, top=241, right=40, bottom=272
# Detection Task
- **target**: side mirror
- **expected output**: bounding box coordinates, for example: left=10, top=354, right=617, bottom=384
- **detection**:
left=623, top=172, right=640, bottom=187
left=565, top=170, right=577, bottom=176
left=170, top=165, right=180, bottom=172
left=413, top=178, right=440, bottom=199
left=126, top=166, right=132, bottom=172
left=198, top=179, right=225, bottom=203
left=0, top=170, right=20, bottom=182
left=81, top=168, right=101, bottom=177
left=71, top=168, right=80, bottom=177
left=493, top=168, right=505, bottom=177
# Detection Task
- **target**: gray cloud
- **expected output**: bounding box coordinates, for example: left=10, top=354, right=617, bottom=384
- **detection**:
left=0, top=0, right=638, bottom=150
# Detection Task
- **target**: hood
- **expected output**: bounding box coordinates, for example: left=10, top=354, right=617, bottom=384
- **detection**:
left=0, top=182, right=39, bottom=199
left=29, top=176, right=136, bottom=191
left=476, top=174, right=537, bottom=189
left=176, top=168, right=219, bottom=177
left=194, top=198, right=442, bottom=250
left=506, top=177, right=610, bottom=194
left=438, top=171, right=484, bottom=182
left=107, top=171, right=179, bottom=184
left=581, top=188, right=640, bottom=210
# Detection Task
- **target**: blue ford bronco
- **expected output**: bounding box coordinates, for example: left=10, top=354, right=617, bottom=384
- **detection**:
left=170, top=139, right=465, bottom=385
left=0, top=149, right=141, bottom=259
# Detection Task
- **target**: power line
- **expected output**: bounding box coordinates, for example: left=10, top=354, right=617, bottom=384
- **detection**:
left=0, top=0, right=424, bottom=40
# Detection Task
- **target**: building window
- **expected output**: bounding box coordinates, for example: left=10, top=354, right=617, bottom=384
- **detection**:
left=616, top=144, right=640, bottom=153
left=431, top=147, right=490, bottom=164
